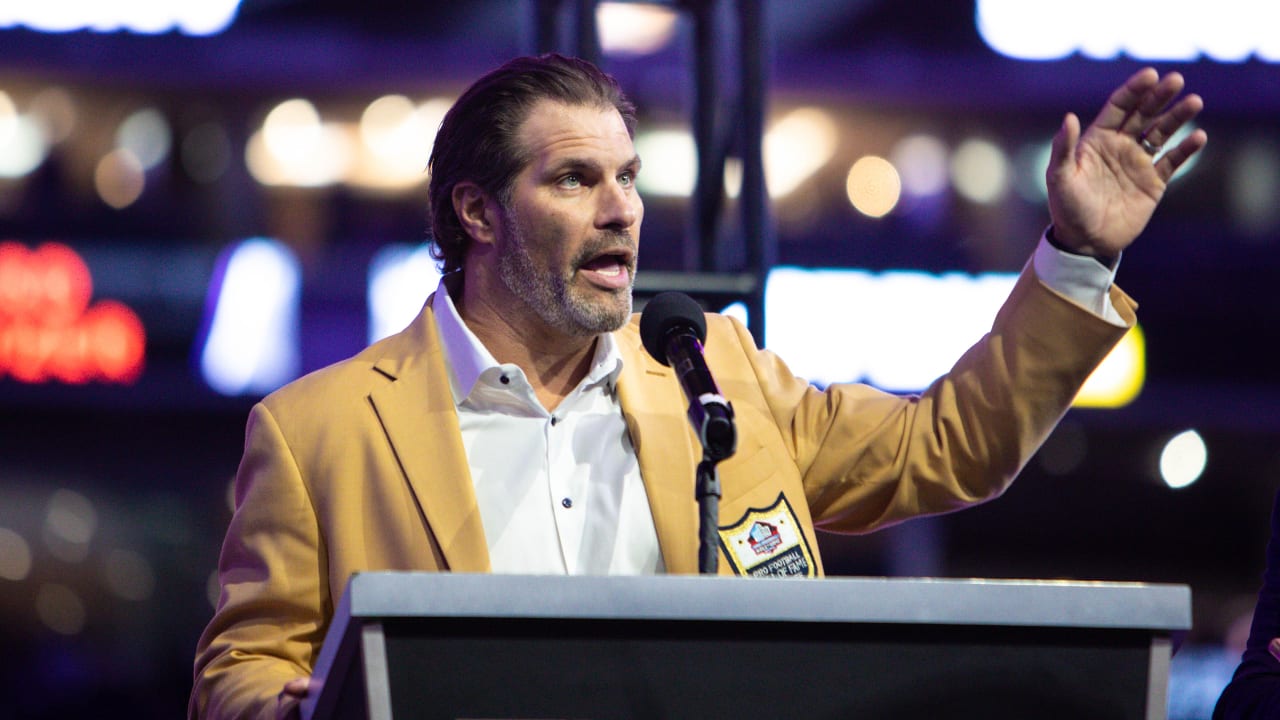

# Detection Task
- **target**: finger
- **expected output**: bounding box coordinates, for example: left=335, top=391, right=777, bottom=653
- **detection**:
left=1092, top=67, right=1160, bottom=131
left=282, top=678, right=311, bottom=698
left=1153, top=128, right=1208, bottom=182
left=1049, top=112, right=1080, bottom=175
left=1137, top=93, right=1205, bottom=151
left=1120, top=71, right=1187, bottom=136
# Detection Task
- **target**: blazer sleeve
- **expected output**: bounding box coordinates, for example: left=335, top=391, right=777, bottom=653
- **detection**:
left=1214, top=490, right=1280, bottom=719
left=736, top=262, right=1135, bottom=532
left=188, top=402, right=328, bottom=720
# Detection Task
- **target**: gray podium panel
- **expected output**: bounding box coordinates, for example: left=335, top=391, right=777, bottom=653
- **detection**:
left=300, top=573, right=1191, bottom=720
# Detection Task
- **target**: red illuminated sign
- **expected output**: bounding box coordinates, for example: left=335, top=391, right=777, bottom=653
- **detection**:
left=0, top=241, right=146, bottom=384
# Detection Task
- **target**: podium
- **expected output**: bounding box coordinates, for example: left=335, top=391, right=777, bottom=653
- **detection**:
left=300, top=572, right=1190, bottom=720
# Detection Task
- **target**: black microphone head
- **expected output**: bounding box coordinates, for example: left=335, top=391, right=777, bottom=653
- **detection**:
left=639, top=291, right=707, bottom=366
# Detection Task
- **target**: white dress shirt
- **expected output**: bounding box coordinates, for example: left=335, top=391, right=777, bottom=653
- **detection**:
left=433, top=282, right=665, bottom=576
left=428, top=232, right=1117, bottom=575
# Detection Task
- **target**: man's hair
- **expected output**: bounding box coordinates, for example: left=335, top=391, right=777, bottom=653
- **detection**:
left=426, top=53, right=637, bottom=274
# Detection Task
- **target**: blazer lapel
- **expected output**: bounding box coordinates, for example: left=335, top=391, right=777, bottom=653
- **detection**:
left=616, top=325, right=701, bottom=575
left=367, top=300, right=491, bottom=573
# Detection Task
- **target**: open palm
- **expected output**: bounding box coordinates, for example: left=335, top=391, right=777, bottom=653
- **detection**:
left=1047, top=68, right=1207, bottom=260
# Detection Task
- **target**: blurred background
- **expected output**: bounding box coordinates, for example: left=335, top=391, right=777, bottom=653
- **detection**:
left=1, top=1, right=1277, bottom=717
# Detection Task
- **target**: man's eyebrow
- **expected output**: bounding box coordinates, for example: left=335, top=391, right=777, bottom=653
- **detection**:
left=544, top=155, right=642, bottom=175
left=544, top=157, right=598, bottom=175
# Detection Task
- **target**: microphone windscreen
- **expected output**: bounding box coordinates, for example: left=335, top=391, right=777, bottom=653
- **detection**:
left=639, top=291, right=707, bottom=366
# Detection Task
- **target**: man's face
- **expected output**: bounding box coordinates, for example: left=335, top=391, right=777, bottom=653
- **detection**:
left=494, top=99, right=643, bottom=338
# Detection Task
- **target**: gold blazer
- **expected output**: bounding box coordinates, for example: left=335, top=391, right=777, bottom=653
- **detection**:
left=190, top=265, right=1135, bottom=719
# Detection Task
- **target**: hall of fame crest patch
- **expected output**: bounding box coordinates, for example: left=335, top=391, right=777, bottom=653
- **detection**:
left=717, top=492, right=816, bottom=577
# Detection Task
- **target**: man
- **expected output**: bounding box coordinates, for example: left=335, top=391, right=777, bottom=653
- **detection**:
left=1214, top=489, right=1280, bottom=718
left=190, top=54, right=1206, bottom=719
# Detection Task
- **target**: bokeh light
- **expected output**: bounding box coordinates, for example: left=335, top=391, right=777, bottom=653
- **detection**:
left=43, top=488, right=96, bottom=563
left=1159, top=430, right=1208, bottom=489
left=0, top=91, right=49, bottom=179
left=845, top=155, right=902, bottom=218
left=35, top=583, right=86, bottom=635
left=95, top=148, right=147, bottom=209
left=247, top=98, right=352, bottom=187
left=0, top=527, right=33, bottom=581
left=116, top=107, right=172, bottom=171
left=950, top=137, right=1010, bottom=204
left=597, top=1, right=679, bottom=56
left=765, top=107, right=838, bottom=198
left=891, top=134, right=949, bottom=198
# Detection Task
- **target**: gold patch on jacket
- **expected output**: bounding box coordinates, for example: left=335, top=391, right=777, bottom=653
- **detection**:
left=717, top=492, right=816, bottom=577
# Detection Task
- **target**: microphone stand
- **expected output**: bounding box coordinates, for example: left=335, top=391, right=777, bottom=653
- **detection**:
left=687, top=396, right=735, bottom=575
left=651, top=322, right=736, bottom=574
left=696, top=454, right=723, bottom=575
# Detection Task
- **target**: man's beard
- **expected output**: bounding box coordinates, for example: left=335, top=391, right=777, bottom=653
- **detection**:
left=496, top=209, right=636, bottom=338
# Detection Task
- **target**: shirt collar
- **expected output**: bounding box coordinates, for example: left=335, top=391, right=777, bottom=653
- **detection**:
left=432, top=274, right=625, bottom=405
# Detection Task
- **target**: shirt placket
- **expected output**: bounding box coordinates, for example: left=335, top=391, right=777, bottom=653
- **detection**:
left=546, top=394, right=590, bottom=574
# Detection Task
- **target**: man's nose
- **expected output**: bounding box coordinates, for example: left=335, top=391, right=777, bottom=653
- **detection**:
left=597, top=180, right=639, bottom=230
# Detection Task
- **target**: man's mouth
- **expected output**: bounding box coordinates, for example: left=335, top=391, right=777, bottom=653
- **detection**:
left=579, top=252, right=632, bottom=289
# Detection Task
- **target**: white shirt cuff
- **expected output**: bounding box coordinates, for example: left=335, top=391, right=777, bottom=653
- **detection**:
left=1032, top=229, right=1126, bottom=327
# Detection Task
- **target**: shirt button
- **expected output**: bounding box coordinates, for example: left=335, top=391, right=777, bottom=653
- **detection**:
left=550, top=416, right=558, bottom=426
left=561, top=498, right=573, bottom=509
left=499, top=375, right=510, bottom=385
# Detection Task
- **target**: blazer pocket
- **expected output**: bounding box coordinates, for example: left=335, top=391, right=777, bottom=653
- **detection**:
left=717, top=441, right=789, bottom=507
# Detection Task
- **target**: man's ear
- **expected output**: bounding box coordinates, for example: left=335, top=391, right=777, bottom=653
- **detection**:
left=452, top=182, right=499, bottom=246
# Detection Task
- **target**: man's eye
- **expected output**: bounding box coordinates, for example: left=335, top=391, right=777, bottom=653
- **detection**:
left=559, top=174, right=581, bottom=188
left=619, top=172, right=635, bottom=187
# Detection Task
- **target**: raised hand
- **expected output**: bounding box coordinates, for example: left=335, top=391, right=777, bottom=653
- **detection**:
left=1046, top=67, right=1208, bottom=260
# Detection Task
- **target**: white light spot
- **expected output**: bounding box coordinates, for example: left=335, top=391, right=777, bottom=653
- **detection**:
left=368, top=244, right=442, bottom=344
left=247, top=99, right=352, bottom=187
left=950, top=138, right=1009, bottom=205
left=116, top=107, right=172, bottom=170
left=199, top=238, right=301, bottom=395
left=0, top=92, right=48, bottom=179
left=719, top=301, right=748, bottom=326
left=765, top=268, right=1014, bottom=391
left=977, top=0, right=1280, bottom=62
left=1159, top=430, right=1207, bottom=489
left=349, top=96, right=446, bottom=191
left=597, top=2, right=679, bottom=56
left=0, top=1, right=243, bottom=36
left=765, top=108, right=838, bottom=198
left=634, top=129, right=696, bottom=197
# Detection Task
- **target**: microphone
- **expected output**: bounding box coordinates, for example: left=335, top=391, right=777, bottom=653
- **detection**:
left=640, top=292, right=736, bottom=461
